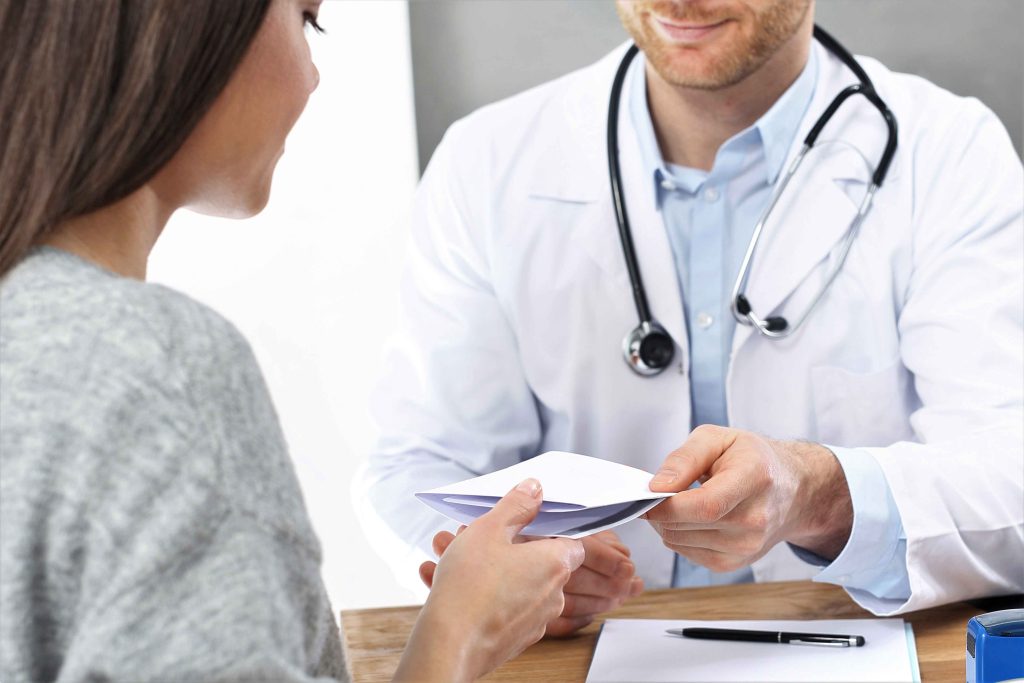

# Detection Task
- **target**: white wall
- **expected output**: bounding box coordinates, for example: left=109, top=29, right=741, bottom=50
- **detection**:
left=149, top=0, right=419, bottom=611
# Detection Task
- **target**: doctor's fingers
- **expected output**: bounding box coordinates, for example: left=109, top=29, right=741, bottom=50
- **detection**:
left=649, top=425, right=739, bottom=493
left=591, top=530, right=632, bottom=556
left=647, top=497, right=772, bottom=532
left=667, top=544, right=754, bottom=574
left=580, top=533, right=634, bottom=577
left=563, top=565, right=639, bottom=601
left=659, top=528, right=770, bottom=563
left=545, top=615, right=597, bottom=638
left=559, top=591, right=623, bottom=620
left=523, top=536, right=586, bottom=577
left=644, top=471, right=756, bottom=527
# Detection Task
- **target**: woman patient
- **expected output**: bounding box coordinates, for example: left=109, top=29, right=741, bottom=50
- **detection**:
left=0, top=1, right=584, bottom=681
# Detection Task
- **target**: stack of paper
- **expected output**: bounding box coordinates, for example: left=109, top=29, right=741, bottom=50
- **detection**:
left=415, top=451, right=674, bottom=538
left=586, top=618, right=920, bottom=683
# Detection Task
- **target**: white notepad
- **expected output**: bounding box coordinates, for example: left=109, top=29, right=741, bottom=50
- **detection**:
left=415, top=451, right=673, bottom=538
left=586, top=618, right=920, bottom=683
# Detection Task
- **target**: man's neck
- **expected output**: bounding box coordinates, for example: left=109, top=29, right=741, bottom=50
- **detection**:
left=646, top=30, right=813, bottom=171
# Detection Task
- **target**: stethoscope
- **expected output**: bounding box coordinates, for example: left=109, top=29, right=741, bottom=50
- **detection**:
left=611, top=25, right=898, bottom=376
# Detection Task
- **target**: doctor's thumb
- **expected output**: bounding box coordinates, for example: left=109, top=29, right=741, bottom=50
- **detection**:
left=486, top=478, right=543, bottom=541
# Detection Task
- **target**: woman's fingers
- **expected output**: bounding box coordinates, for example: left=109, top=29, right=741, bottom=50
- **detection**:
left=418, top=561, right=437, bottom=588
left=431, top=530, right=456, bottom=557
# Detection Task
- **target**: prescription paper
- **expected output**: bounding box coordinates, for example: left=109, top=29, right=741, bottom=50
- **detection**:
left=414, top=451, right=674, bottom=538
left=586, top=618, right=919, bottom=683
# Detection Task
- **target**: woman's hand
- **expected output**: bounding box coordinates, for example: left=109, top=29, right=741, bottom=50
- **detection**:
left=394, top=479, right=585, bottom=682
left=423, top=529, right=642, bottom=637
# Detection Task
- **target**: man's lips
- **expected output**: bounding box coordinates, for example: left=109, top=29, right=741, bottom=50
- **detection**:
left=652, top=16, right=729, bottom=44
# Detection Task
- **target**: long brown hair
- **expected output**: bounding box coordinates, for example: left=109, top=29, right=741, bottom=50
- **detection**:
left=0, top=0, right=273, bottom=278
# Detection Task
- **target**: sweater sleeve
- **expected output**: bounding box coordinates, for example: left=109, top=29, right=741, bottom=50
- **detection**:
left=52, top=293, right=349, bottom=683
left=58, top=509, right=347, bottom=683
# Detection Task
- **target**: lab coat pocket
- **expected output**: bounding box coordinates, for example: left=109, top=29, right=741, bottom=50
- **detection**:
left=810, top=359, right=916, bottom=448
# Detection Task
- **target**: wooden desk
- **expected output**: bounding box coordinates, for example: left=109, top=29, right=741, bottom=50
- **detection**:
left=340, top=581, right=1012, bottom=682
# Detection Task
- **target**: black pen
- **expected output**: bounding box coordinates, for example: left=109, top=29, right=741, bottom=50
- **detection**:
left=666, top=627, right=866, bottom=648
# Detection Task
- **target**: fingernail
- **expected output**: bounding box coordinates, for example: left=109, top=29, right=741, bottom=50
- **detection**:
left=616, top=561, right=634, bottom=578
left=651, top=470, right=677, bottom=486
left=516, top=478, right=542, bottom=498
left=631, top=576, right=644, bottom=594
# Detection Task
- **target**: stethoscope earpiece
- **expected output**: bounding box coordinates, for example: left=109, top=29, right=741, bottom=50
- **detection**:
left=622, top=321, right=675, bottom=376
left=733, top=294, right=789, bottom=333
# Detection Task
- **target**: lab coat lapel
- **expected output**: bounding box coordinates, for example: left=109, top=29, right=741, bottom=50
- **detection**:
left=526, top=47, right=620, bottom=276
left=736, top=150, right=865, bottom=334
left=527, top=45, right=688, bottom=355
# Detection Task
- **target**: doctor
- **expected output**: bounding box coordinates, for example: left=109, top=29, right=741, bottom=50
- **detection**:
left=356, top=0, right=1024, bottom=631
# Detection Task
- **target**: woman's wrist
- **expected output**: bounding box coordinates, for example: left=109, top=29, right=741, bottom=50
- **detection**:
left=394, top=602, right=480, bottom=683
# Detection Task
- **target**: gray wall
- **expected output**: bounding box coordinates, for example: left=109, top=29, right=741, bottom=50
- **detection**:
left=409, top=0, right=1023, bottom=172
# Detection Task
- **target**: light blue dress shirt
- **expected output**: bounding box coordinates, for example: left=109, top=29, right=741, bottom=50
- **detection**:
left=628, top=50, right=911, bottom=601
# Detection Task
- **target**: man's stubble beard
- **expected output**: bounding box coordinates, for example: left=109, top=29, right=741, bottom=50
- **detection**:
left=617, top=0, right=812, bottom=91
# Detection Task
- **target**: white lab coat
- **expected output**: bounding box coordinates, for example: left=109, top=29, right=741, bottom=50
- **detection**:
left=355, top=42, right=1024, bottom=615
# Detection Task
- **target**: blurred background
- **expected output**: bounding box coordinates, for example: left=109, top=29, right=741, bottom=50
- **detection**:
left=149, top=0, right=1023, bottom=611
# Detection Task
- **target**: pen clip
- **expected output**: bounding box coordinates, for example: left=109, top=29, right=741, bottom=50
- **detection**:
left=788, top=638, right=853, bottom=648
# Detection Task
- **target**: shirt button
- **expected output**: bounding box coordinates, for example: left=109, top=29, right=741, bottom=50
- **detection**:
left=660, top=178, right=677, bottom=191
left=696, top=312, right=714, bottom=329
left=704, top=186, right=720, bottom=202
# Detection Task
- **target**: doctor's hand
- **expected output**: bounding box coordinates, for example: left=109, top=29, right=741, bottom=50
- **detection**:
left=643, top=425, right=854, bottom=573
left=396, top=479, right=584, bottom=683
left=545, top=530, right=643, bottom=636
left=424, top=528, right=642, bottom=638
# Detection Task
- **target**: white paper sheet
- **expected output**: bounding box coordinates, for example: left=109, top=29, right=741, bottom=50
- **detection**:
left=586, top=618, right=918, bottom=683
left=415, top=451, right=674, bottom=538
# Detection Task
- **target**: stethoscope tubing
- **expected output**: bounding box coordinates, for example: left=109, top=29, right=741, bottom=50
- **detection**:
left=731, top=26, right=897, bottom=337
left=607, top=43, right=650, bottom=325
left=610, top=24, right=898, bottom=368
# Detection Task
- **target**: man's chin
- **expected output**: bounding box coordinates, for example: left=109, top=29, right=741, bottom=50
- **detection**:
left=649, top=52, right=749, bottom=91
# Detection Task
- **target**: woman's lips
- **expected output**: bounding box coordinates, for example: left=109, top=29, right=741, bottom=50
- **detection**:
left=652, top=17, right=729, bottom=44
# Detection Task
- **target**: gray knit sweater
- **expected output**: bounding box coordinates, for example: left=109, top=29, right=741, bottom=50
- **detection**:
left=0, top=248, right=348, bottom=682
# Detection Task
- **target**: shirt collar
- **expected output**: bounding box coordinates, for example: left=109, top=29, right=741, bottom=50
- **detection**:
left=628, top=47, right=819, bottom=205
left=757, top=47, right=819, bottom=184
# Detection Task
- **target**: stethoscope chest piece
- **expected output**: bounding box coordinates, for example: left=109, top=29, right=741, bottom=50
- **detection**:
left=622, top=321, right=675, bottom=376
